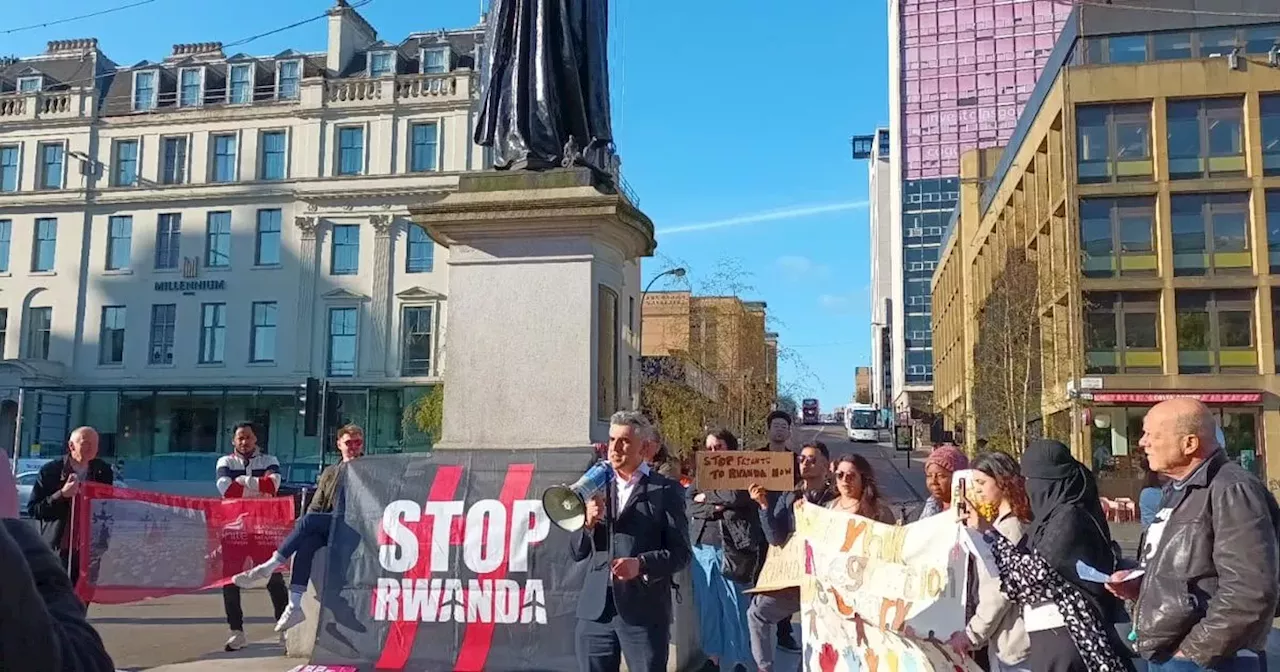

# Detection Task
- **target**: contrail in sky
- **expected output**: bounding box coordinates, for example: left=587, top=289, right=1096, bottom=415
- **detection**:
left=656, top=200, right=870, bottom=235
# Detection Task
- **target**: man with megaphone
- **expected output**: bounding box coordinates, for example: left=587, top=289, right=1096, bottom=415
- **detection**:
left=563, top=411, right=691, bottom=672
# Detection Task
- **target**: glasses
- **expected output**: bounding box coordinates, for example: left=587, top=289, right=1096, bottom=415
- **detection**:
left=835, top=471, right=859, bottom=481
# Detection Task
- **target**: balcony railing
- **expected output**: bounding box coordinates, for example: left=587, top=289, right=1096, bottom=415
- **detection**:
left=0, top=90, right=86, bottom=121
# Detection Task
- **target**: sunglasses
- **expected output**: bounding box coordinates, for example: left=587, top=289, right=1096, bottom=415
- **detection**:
left=835, top=471, right=859, bottom=481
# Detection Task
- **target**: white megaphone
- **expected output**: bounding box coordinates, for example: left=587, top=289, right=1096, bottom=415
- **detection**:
left=542, top=461, right=614, bottom=532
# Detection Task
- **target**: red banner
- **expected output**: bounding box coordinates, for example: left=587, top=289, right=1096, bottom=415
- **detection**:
left=73, top=482, right=295, bottom=604
left=1092, top=391, right=1264, bottom=404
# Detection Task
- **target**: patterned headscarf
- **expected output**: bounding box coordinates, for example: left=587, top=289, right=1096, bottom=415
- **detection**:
left=925, top=444, right=969, bottom=474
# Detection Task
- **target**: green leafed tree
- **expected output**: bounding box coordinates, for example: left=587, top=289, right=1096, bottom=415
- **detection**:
left=402, top=385, right=444, bottom=445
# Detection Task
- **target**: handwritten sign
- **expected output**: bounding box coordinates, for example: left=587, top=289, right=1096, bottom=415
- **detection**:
left=695, top=450, right=793, bottom=491
left=745, top=535, right=805, bottom=594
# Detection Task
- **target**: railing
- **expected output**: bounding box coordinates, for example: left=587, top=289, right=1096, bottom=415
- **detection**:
left=324, top=73, right=464, bottom=107
left=0, top=90, right=82, bottom=120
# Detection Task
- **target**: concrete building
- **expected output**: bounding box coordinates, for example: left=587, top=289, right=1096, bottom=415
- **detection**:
left=854, top=366, right=873, bottom=404
left=0, top=3, right=649, bottom=489
left=930, top=0, right=1280, bottom=497
left=869, top=0, right=1070, bottom=427
left=854, top=128, right=894, bottom=410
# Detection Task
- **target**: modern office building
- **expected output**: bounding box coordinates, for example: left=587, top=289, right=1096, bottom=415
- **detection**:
left=930, top=0, right=1280, bottom=496
left=862, top=0, right=1070, bottom=427
left=0, top=2, right=642, bottom=491
left=855, top=128, right=894, bottom=410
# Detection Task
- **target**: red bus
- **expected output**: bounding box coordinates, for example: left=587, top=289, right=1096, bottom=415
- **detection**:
left=801, top=398, right=820, bottom=425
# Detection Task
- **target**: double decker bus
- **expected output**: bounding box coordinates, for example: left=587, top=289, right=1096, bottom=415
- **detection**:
left=845, top=403, right=881, bottom=442
left=800, top=398, right=820, bottom=425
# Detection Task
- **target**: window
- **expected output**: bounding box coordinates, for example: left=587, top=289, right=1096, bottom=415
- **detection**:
left=1079, top=197, right=1156, bottom=278
left=37, top=142, right=63, bottom=190
left=113, top=139, right=139, bottom=187
left=211, top=134, right=237, bottom=182
left=405, top=225, right=433, bottom=273
left=597, top=285, right=619, bottom=420
left=369, top=52, right=394, bottom=77
left=205, top=211, right=231, bottom=267
left=99, top=306, right=126, bottom=365
left=132, top=71, right=157, bottom=111
left=331, top=224, right=359, bottom=275
left=1167, top=98, right=1245, bottom=179
left=0, top=309, right=6, bottom=356
left=277, top=61, right=300, bottom=100
left=250, top=301, right=277, bottom=363
left=1084, top=292, right=1161, bottom=374
left=1107, top=35, right=1148, bottom=64
left=400, top=305, right=435, bottom=375
left=1245, top=25, right=1280, bottom=55
left=327, top=307, right=358, bottom=376
left=421, top=48, right=449, bottom=74
left=1171, top=193, right=1250, bottom=276
left=106, top=215, right=132, bottom=271
left=1176, top=289, right=1256, bottom=374
left=259, top=131, right=287, bottom=180
left=1262, top=95, right=1280, bottom=176
left=337, top=127, right=364, bottom=176
left=155, top=213, right=181, bottom=270
left=229, top=64, right=254, bottom=104
left=0, top=220, right=9, bottom=273
left=17, top=76, right=42, bottom=93
left=1075, top=103, right=1152, bottom=184
left=25, top=307, right=51, bottom=360
left=254, top=209, right=282, bottom=266
left=1153, top=32, right=1193, bottom=60
left=410, top=122, right=438, bottom=172
left=1269, top=192, right=1280, bottom=273
left=148, top=304, right=177, bottom=365
left=199, top=303, right=227, bottom=364
left=161, top=136, right=187, bottom=184
left=179, top=68, right=202, bottom=107
left=0, top=145, right=18, bottom=192
left=31, top=218, right=56, bottom=272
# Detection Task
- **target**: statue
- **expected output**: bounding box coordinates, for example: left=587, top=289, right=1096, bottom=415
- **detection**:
left=474, top=0, right=618, bottom=182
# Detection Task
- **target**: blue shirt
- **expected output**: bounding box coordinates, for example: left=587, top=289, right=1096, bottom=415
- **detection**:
left=1138, top=486, right=1162, bottom=529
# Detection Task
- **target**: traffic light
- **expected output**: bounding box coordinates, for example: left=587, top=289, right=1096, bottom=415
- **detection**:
left=299, top=377, right=320, bottom=437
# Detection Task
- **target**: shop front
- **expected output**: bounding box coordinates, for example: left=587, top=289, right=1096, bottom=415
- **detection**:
left=1086, top=390, right=1263, bottom=499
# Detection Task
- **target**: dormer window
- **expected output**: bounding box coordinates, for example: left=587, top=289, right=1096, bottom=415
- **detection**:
left=229, top=63, right=254, bottom=104
left=368, top=52, right=395, bottom=77
left=17, top=76, right=43, bottom=93
left=132, top=70, right=158, bottom=111
left=420, top=48, right=450, bottom=75
left=277, top=60, right=301, bottom=100
left=178, top=67, right=204, bottom=107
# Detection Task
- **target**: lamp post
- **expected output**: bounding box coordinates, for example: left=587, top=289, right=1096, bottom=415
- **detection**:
left=637, top=267, right=687, bottom=409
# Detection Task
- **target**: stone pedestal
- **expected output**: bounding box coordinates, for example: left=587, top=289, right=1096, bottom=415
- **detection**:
left=284, top=549, right=327, bottom=658
left=408, top=168, right=655, bottom=451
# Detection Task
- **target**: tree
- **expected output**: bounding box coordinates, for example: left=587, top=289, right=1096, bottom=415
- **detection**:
left=402, top=385, right=444, bottom=445
left=775, top=394, right=798, bottom=418
left=642, top=377, right=715, bottom=462
left=971, top=248, right=1042, bottom=456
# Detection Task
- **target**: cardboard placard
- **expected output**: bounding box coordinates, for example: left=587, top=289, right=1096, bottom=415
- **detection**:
left=744, top=535, right=805, bottom=594
left=695, top=450, right=794, bottom=491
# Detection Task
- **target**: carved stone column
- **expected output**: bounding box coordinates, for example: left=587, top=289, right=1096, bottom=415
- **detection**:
left=294, top=216, right=320, bottom=374
left=369, top=214, right=394, bottom=377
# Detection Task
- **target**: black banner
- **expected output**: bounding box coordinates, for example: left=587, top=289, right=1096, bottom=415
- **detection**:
left=310, top=450, right=593, bottom=671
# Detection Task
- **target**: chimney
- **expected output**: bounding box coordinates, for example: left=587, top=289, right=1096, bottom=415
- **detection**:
left=327, top=0, right=377, bottom=74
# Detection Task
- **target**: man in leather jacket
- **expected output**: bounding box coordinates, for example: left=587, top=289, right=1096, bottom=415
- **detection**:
left=1109, top=398, right=1280, bottom=671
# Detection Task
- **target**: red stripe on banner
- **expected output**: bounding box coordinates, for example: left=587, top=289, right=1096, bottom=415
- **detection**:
left=453, top=464, right=536, bottom=672
left=374, top=465, right=465, bottom=671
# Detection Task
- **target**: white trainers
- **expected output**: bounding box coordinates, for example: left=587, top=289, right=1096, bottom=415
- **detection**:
left=232, top=563, right=275, bottom=589
left=274, top=604, right=306, bottom=633
left=224, top=630, right=247, bottom=652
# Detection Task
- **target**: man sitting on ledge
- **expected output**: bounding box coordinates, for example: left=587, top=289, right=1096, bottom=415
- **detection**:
left=233, top=424, right=365, bottom=633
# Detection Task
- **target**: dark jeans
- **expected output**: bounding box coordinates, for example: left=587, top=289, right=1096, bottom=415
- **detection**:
left=1149, top=656, right=1264, bottom=672
left=222, top=573, right=287, bottom=631
left=279, top=512, right=332, bottom=590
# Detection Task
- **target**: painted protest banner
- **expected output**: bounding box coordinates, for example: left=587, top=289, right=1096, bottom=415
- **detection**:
left=695, top=450, right=793, bottom=491
left=745, top=535, right=805, bottom=594
left=309, top=450, right=593, bottom=672
left=798, top=502, right=980, bottom=672
left=73, top=482, right=294, bottom=604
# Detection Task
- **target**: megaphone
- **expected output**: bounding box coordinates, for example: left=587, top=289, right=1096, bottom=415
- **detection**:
left=542, top=461, right=614, bottom=532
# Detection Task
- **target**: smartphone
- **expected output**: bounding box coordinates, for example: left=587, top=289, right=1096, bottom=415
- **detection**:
left=956, top=479, right=969, bottom=518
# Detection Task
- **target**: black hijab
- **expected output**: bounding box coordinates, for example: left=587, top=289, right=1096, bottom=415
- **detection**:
left=1022, top=439, right=1110, bottom=551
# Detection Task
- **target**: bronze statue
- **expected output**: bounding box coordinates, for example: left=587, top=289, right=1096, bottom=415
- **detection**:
left=474, top=0, right=618, bottom=181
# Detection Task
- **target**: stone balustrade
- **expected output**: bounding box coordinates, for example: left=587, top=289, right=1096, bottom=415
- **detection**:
left=0, top=90, right=86, bottom=121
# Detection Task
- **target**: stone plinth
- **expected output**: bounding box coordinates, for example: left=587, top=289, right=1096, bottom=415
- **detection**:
left=408, top=168, right=655, bottom=451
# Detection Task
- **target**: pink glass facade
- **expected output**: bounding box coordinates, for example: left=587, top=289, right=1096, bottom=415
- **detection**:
left=900, top=0, right=1072, bottom=179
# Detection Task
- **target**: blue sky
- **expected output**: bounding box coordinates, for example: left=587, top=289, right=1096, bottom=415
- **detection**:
left=10, top=0, right=889, bottom=409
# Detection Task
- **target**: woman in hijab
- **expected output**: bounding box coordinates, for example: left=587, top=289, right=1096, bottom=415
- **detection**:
left=959, top=439, right=1134, bottom=672
left=921, top=443, right=969, bottom=518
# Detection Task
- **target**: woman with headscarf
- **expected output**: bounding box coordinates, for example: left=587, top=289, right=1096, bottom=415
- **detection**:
left=959, top=439, right=1135, bottom=672
left=920, top=443, right=969, bottom=518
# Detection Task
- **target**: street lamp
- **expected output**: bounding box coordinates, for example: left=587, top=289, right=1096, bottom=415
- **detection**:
left=637, top=267, right=687, bottom=409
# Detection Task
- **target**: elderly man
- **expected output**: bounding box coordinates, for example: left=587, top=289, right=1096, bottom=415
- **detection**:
left=27, top=427, right=115, bottom=587
left=1109, top=398, right=1280, bottom=671
left=570, top=410, right=691, bottom=672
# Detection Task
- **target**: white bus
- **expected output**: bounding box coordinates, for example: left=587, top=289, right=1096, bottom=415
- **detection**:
left=845, top=403, right=881, bottom=442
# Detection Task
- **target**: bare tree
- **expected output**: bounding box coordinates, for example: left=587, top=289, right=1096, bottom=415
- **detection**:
left=971, top=248, right=1042, bottom=456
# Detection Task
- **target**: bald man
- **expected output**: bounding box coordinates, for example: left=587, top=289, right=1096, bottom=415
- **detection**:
left=27, top=427, right=115, bottom=588
left=1110, top=399, right=1280, bottom=671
